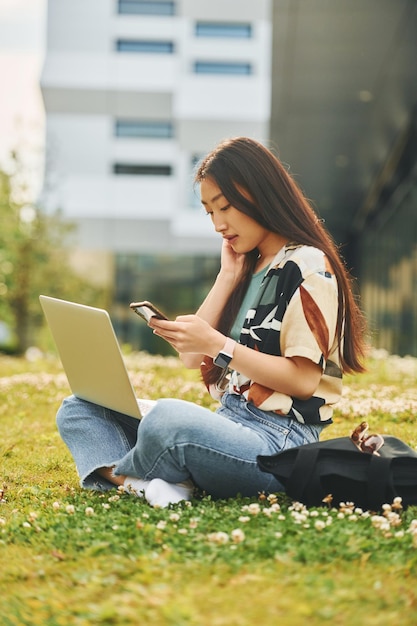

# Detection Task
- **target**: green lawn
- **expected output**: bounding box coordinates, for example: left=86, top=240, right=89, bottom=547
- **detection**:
left=1, top=351, right=417, bottom=625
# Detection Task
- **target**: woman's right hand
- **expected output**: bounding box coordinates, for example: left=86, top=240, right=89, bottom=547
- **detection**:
left=219, top=239, right=246, bottom=284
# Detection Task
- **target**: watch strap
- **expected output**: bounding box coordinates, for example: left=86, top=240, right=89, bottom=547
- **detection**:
left=214, top=337, right=236, bottom=368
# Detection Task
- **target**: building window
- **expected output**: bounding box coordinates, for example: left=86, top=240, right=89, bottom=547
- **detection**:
left=113, top=163, right=172, bottom=175
left=117, top=1, right=175, bottom=15
left=194, top=61, right=252, bottom=75
left=115, top=120, right=173, bottom=139
left=195, top=22, right=252, bottom=38
left=116, top=39, right=174, bottom=53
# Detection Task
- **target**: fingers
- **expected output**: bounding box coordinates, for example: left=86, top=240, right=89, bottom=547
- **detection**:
left=148, top=318, right=176, bottom=330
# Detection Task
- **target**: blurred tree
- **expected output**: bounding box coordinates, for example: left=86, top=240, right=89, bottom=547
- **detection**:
left=0, top=152, right=107, bottom=354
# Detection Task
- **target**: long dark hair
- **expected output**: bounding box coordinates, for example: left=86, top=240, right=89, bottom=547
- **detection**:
left=195, top=137, right=367, bottom=382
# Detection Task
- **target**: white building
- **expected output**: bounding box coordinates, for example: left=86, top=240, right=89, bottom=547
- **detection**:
left=40, top=0, right=272, bottom=349
left=41, top=0, right=272, bottom=258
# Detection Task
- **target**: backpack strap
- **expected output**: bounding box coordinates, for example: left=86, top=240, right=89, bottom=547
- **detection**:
left=367, top=455, right=394, bottom=511
left=285, top=446, right=321, bottom=503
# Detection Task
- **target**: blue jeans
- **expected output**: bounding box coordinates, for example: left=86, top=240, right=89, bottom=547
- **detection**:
left=56, top=391, right=324, bottom=499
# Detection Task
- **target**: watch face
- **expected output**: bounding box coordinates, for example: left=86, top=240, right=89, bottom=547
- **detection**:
left=214, top=353, right=231, bottom=369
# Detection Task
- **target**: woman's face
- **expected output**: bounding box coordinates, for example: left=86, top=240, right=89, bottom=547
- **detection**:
left=200, top=177, right=285, bottom=257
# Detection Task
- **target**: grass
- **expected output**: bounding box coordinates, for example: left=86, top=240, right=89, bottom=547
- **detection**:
left=1, top=349, right=417, bottom=625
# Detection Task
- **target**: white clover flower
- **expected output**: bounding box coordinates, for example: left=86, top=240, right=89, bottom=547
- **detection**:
left=102, top=503, right=110, bottom=510
left=392, top=497, right=403, bottom=510
left=189, top=518, right=199, bottom=528
left=278, top=514, right=286, bottom=521
left=247, top=503, right=261, bottom=515
left=270, top=503, right=281, bottom=513
left=156, top=520, right=167, bottom=530
left=169, top=513, right=180, bottom=522
left=386, top=512, right=402, bottom=527
left=178, top=528, right=188, bottom=535
left=263, top=508, right=273, bottom=518
left=0, top=517, right=6, bottom=526
left=23, top=522, right=31, bottom=528
left=371, top=515, right=391, bottom=533
left=238, top=516, right=250, bottom=523
left=408, top=520, right=417, bottom=535
left=28, top=512, right=38, bottom=522
left=231, top=528, right=245, bottom=544
left=348, top=515, right=358, bottom=522
left=207, top=531, right=229, bottom=545
left=275, top=531, right=283, bottom=539
left=108, top=495, right=120, bottom=502
left=310, top=510, right=319, bottom=517
left=142, top=513, right=150, bottom=519
left=292, top=512, right=308, bottom=524
left=65, top=505, right=75, bottom=515
left=52, top=502, right=60, bottom=511
left=85, top=507, right=94, bottom=516
left=315, top=520, right=326, bottom=531
left=112, top=525, right=119, bottom=530
left=289, top=502, right=306, bottom=512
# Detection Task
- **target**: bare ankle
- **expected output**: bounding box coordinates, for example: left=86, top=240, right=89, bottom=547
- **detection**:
left=96, top=466, right=126, bottom=486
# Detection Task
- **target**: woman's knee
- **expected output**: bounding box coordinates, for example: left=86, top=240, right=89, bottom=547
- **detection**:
left=139, top=398, right=205, bottom=447
left=56, top=395, right=74, bottom=426
left=56, top=395, right=89, bottom=434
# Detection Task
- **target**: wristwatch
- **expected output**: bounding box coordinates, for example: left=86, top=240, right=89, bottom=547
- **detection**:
left=214, top=337, right=236, bottom=369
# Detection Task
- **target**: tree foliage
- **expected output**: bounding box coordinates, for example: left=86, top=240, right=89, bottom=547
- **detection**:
left=0, top=156, right=107, bottom=353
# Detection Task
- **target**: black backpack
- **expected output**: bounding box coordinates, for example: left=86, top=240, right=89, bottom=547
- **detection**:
left=257, top=435, right=417, bottom=511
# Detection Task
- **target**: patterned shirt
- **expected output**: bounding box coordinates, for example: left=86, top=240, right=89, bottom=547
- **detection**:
left=229, top=243, right=342, bottom=424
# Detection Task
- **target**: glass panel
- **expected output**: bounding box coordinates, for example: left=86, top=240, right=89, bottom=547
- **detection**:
left=113, top=254, right=220, bottom=354
left=195, top=22, right=252, bottom=38
left=359, top=184, right=417, bottom=356
left=118, top=1, right=175, bottom=16
left=194, top=61, right=252, bottom=75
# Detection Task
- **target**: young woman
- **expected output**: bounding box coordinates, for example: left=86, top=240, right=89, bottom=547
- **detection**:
left=56, top=137, right=367, bottom=507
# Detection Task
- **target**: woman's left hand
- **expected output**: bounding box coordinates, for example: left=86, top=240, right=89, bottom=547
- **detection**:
left=148, top=315, right=224, bottom=357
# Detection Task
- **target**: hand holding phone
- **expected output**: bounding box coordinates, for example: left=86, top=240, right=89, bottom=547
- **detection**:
left=130, top=301, right=168, bottom=323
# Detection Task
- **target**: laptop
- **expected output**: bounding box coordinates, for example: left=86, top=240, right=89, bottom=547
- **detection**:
left=39, top=295, right=155, bottom=419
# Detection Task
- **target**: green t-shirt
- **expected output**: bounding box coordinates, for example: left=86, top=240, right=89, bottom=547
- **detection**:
left=230, top=267, right=266, bottom=341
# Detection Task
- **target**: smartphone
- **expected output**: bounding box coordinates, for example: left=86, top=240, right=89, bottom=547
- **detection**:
left=130, top=301, right=168, bottom=323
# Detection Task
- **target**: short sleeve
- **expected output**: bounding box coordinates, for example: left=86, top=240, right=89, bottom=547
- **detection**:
left=280, top=271, right=339, bottom=368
